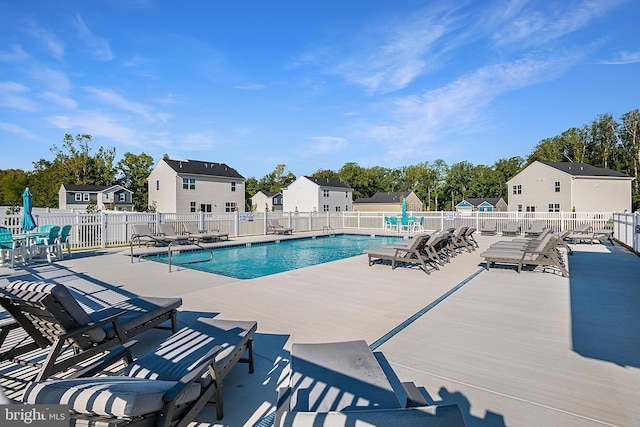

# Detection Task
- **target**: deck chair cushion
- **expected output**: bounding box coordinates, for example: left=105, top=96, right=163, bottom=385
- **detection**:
left=123, top=318, right=257, bottom=387
left=0, top=280, right=107, bottom=343
left=23, top=377, right=201, bottom=418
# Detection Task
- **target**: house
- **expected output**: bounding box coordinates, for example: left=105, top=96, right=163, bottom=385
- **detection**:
left=353, top=191, right=423, bottom=212
left=147, top=158, right=245, bottom=213
left=251, top=191, right=283, bottom=212
left=456, top=197, right=508, bottom=213
left=58, top=184, right=134, bottom=212
left=282, top=176, right=353, bottom=212
left=506, top=161, right=634, bottom=212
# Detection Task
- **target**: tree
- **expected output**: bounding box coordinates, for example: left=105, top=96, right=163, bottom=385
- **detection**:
left=258, top=164, right=296, bottom=193
left=51, top=134, right=116, bottom=185
left=115, top=152, right=155, bottom=211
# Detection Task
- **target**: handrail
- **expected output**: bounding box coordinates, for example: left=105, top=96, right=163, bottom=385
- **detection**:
left=129, top=234, right=213, bottom=272
left=322, top=226, right=335, bottom=236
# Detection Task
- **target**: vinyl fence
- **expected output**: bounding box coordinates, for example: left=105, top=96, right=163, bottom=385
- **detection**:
left=0, top=209, right=636, bottom=252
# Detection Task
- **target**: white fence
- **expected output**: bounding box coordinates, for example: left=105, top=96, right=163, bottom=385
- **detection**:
left=1, top=210, right=637, bottom=252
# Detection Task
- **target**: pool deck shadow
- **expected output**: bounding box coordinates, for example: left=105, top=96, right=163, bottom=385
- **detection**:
left=1, top=230, right=639, bottom=426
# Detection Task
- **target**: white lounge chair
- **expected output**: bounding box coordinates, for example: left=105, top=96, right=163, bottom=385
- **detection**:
left=268, top=219, right=293, bottom=235
left=184, top=222, right=229, bottom=242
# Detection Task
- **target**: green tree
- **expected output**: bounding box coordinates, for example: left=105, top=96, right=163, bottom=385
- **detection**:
left=115, top=152, right=155, bottom=211
left=51, top=134, right=116, bottom=185
left=258, top=164, right=296, bottom=193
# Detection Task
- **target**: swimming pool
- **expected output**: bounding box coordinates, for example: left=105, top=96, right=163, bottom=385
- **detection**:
left=148, top=234, right=403, bottom=279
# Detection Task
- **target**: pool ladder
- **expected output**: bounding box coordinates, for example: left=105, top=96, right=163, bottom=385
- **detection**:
left=322, top=226, right=335, bottom=236
left=130, top=235, right=214, bottom=272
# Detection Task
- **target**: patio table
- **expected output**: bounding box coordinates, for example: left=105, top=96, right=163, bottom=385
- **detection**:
left=13, top=232, right=49, bottom=263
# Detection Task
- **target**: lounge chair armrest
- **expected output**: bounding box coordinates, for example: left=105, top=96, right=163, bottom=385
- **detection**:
left=163, top=344, right=224, bottom=403
left=402, top=381, right=428, bottom=407
left=58, top=310, right=127, bottom=342
left=68, top=340, right=138, bottom=378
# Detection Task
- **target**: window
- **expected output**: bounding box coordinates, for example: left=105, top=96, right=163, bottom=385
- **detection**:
left=512, top=185, right=522, bottom=195
left=225, top=202, right=237, bottom=212
left=231, top=181, right=236, bottom=192
left=548, top=203, right=560, bottom=212
left=335, top=206, right=341, bottom=212
left=182, top=178, right=195, bottom=190
left=119, top=193, right=126, bottom=202
left=83, top=193, right=90, bottom=201
left=555, top=181, right=560, bottom=192
left=74, top=193, right=82, bottom=201
left=345, top=191, right=349, bottom=198
left=190, top=202, right=196, bottom=212
left=323, top=204, right=329, bottom=212
left=525, top=206, right=536, bottom=212
left=517, top=205, right=523, bottom=212
left=200, top=203, right=212, bottom=212
left=156, top=180, right=160, bottom=191
left=323, top=190, right=330, bottom=197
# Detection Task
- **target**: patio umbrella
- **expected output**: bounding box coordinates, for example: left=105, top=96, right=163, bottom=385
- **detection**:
left=401, top=197, right=407, bottom=218
left=21, top=187, right=37, bottom=232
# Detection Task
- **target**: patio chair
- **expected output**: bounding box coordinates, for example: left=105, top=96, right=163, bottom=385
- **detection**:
left=0, top=280, right=182, bottom=381
left=31, top=225, right=60, bottom=262
left=268, top=219, right=293, bottom=235
left=525, top=220, right=547, bottom=238
left=451, top=226, right=472, bottom=253
left=21, top=317, right=257, bottom=423
left=480, top=234, right=569, bottom=277
left=57, top=224, right=72, bottom=259
left=463, top=227, right=479, bottom=250
left=565, top=224, right=614, bottom=245
left=131, top=223, right=166, bottom=247
left=275, top=340, right=465, bottom=427
left=364, top=235, right=431, bottom=274
left=0, top=227, right=26, bottom=268
left=502, top=221, right=521, bottom=236
left=480, top=220, right=497, bottom=236
left=184, top=222, right=229, bottom=242
left=399, top=216, right=411, bottom=233
left=411, top=216, right=425, bottom=233
left=387, top=216, right=399, bottom=232
left=157, top=223, right=190, bottom=243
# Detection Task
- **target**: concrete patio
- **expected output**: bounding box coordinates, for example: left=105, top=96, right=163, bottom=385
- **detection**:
left=0, top=232, right=638, bottom=426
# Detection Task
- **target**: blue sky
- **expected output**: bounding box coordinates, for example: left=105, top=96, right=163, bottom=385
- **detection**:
left=1, top=1, right=639, bottom=179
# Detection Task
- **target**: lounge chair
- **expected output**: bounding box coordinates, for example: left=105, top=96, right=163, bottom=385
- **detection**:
left=0, top=227, right=26, bottom=268
left=463, top=227, right=479, bottom=250
left=480, top=234, right=569, bottom=277
left=566, top=224, right=614, bottom=245
left=0, top=280, right=181, bottom=380
left=502, top=221, right=521, bottom=236
left=525, top=220, right=547, bottom=238
left=184, top=222, right=229, bottom=242
left=157, top=223, right=190, bottom=243
left=450, top=227, right=472, bottom=253
left=275, top=340, right=465, bottom=427
left=268, top=219, right=293, bottom=235
left=131, top=223, right=166, bottom=246
left=480, top=220, right=497, bottom=236
left=22, top=317, right=257, bottom=423
left=364, top=235, right=431, bottom=274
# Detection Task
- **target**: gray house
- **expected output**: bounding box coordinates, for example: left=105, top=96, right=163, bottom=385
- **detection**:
left=59, top=184, right=134, bottom=211
left=506, top=161, right=633, bottom=212
left=251, top=191, right=283, bottom=212
left=353, top=191, right=423, bottom=212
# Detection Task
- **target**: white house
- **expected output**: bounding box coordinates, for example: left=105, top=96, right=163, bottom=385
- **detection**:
left=506, top=161, right=633, bottom=212
left=58, top=184, right=134, bottom=211
left=456, top=197, right=508, bottom=213
left=147, top=158, right=245, bottom=213
left=282, top=176, right=353, bottom=212
left=251, top=191, right=283, bottom=212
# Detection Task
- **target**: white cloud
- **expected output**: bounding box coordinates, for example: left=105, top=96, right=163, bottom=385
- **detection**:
left=308, top=136, right=348, bottom=154
left=48, top=112, right=137, bottom=145
left=233, top=83, right=267, bottom=90
left=0, top=81, right=39, bottom=111
left=601, top=50, right=640, bottom=65
left=74, top=15, right=114, bottom=61
left=40, top=91, right=77, bottom=109
left=83, top=87, right=155, bottom=120
left=28, top=22, right=65, bottom=60
left=0, top=122, right=38, bottom=139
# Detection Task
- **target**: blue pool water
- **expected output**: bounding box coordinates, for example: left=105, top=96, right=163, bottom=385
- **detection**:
left=148, top=234, right=403, bottom=279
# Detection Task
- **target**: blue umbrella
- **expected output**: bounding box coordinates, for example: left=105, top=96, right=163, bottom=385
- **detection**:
left=21, top=187, right=37, bottom=232
left=401, top=196, right=407, bottom=218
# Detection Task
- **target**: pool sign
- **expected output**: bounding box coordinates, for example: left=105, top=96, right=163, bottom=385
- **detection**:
left=239, top=213, right=254, bottom=222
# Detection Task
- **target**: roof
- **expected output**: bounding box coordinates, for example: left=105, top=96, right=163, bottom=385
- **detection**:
left=354, top=191, right=413, bottom=204
left=163, top=159, right=244, bottom=179
left=62, top=184, right=109, bottom=192
left=303, top=176, right=352, bottom=189
left=460, top=197, right=503, bottom=207
left=541, top=161, right=631, bottom=178
left=253, top=191, right=280, bottom=197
